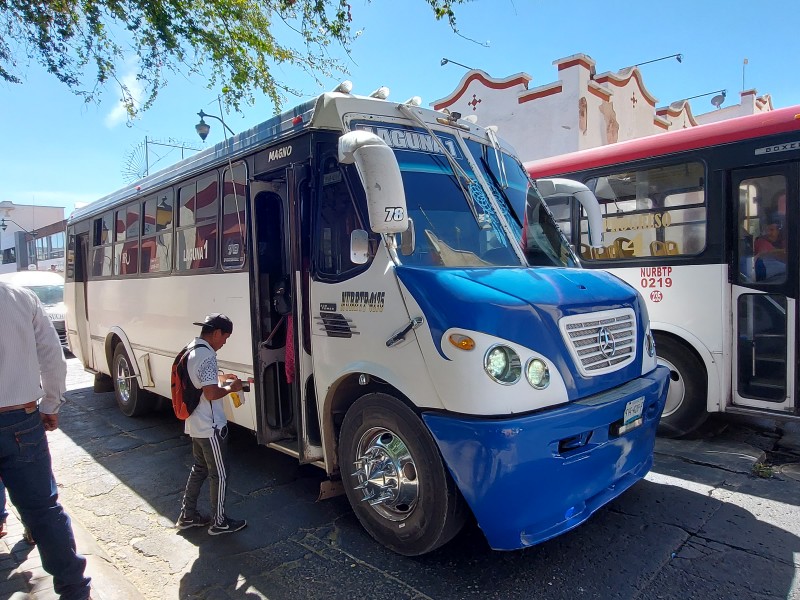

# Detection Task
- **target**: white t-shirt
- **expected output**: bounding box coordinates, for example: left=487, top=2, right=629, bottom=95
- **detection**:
left=184, top=338, right=227, bottom=438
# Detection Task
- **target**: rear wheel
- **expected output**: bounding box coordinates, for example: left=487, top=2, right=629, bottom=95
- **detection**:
left=112, top=345, right=154, bottom=417
left=656, top=335, right=708, bottom=438
left=339, top=393, right=466, bottom=556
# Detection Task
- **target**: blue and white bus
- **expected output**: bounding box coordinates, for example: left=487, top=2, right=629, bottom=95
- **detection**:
left=65, top=84, right=669, bottom=555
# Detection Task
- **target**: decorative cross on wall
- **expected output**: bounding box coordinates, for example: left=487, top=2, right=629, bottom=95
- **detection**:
left=630, top=92, right=638, bottom=107
left=468, top=94, right=482, bottom=111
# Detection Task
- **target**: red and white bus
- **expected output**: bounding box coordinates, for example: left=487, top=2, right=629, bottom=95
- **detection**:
left=527, top=105, right=800, bottom=436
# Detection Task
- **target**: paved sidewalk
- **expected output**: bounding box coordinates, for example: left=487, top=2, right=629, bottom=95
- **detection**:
left=0, top=467, right=144, bottom=600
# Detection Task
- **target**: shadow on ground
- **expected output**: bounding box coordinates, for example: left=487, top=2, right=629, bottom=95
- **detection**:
left=56, top=382, right=800, bottom=600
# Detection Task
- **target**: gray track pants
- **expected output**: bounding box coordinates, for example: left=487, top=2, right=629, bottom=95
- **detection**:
left=180, top=427, right=229, bottom=525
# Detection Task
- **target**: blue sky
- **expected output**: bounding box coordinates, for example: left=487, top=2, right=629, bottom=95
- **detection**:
left=4, top=0, right=800, bottom=219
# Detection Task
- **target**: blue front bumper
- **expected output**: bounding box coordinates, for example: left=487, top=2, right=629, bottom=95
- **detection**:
left=422, top=365, right=670, bottom=551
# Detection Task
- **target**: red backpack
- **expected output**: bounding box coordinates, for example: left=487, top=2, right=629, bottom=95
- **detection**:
left=170, top=342, right=204, bottom=420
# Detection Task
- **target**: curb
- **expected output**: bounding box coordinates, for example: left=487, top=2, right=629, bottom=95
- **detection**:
left=67, top=510, right=146, bottom=600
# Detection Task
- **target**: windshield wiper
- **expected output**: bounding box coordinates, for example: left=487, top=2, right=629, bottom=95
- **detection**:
left=480, top=156, right=522, bottom=229
left=485, top=126, right=509, bottom=190
left=397, top=104, right=482, bottom=225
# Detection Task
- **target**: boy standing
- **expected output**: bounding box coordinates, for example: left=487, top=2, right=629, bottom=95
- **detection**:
left=176, top=313, right=247, bottom=535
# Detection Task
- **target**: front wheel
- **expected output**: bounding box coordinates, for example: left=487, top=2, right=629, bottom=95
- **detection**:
left=655, top=335, right=708, bottom=438
left=112, top=345, right=155, bottom=417
left=338, top=393, right=466, bottom=556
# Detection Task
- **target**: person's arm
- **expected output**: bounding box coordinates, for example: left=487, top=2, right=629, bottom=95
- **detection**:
left=31, top=294, right=67, bottom=430
left=202, top=376, right=243, bottom=401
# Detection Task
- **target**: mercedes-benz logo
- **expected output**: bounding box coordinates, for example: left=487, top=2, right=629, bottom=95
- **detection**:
left=597, top=326, right=616, bottom=358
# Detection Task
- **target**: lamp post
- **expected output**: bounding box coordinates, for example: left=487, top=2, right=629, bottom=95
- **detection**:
left=0, top=217, right=37, bottom=237
left=195, top=109, right=236, bottom=142
left=441, top=58, right=474, bottom=70
left=0, top=217, right=38, bottom=268
left=633, top=53, right=683, bottom=67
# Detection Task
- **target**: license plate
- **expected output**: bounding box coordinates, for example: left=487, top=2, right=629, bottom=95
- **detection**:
left=624, top=397, right=645, bottom=425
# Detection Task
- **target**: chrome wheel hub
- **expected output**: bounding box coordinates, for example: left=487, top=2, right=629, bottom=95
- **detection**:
left=116, top=356, right=132, bottom=405
left=659, top=357, right=685, bottom=417
left=351, top=427, right=418, bottom=521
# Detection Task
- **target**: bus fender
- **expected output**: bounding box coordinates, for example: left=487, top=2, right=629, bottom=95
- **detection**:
left=105, top=327, right=144, bottom=386
left=649, top=321, right=721, bottom=413
left=321, top=359, right=442, bottom=475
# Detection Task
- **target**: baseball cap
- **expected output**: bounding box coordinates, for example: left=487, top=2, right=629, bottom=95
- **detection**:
left=193, top=313, right=233, bottom=334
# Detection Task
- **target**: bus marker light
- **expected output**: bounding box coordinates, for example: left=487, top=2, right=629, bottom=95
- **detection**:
left=448, top=334, right=475, bottom=351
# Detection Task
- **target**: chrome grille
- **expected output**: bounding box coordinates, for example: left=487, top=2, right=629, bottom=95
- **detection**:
left=559, top=308, right=636, bottom=377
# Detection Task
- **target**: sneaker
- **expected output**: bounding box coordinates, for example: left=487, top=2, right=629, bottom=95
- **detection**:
left=175, top=512, right=212, bottom=530
left=208, top=517, right=247, bottom=536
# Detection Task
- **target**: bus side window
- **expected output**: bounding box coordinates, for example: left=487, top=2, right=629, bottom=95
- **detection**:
left=91, top=212, right=113, bottom=277
left=315, top=160, right=363, bottom=277
left=176, top=174, right=219, bottom=271
left=221, top=163, right=247, bottom=271
left=140, top=192, right=173, bottom=274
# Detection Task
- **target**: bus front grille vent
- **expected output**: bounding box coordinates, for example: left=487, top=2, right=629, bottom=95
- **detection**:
left=316, top=312, right=359, bottom=338
left=559, top=308, right=637, bottom=377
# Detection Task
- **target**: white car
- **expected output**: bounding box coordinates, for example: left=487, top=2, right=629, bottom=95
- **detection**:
left=0, top=270, right=69, bottom=351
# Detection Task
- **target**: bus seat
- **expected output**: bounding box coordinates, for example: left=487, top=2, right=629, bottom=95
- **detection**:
left=665, top=241, right=679, bottom=255
left=650, top=241, right=667, bottom=256
left=579, top=243, right=592, bottom=259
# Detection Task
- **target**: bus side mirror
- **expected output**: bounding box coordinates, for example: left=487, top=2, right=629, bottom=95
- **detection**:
left=536, top=178, right=604, bottom=247
left=351, top=229, right=370, bottom=264
left=339, top=131, right=408, bottom=235
left=400, top=218, right=415, bottom=255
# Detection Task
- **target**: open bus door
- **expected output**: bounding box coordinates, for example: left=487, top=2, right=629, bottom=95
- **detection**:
left=250, top=160, right=322, bottom=465
left=731, top=165, right=798, bottom=414
left=68, top=231, right=93, bottom=367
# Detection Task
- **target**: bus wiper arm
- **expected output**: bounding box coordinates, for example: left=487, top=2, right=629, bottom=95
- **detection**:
left=397, top=104, right=482, bottom=224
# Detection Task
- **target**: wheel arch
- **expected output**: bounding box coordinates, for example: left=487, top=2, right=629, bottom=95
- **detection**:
left=104, top=327, right=142, bottom=384
left=650, top=322, right=720, bottom=412
left=321, top=370, right=421, bottom=478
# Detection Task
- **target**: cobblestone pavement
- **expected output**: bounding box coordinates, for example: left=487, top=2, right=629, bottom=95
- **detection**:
left=5, top=357, right=799, bottom=600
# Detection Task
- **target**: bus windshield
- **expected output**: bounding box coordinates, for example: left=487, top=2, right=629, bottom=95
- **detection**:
left=393, top=134, right=521, bottom=268
left=466, top=139, right=577, bottom=268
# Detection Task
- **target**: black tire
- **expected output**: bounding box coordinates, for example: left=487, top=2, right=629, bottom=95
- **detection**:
left=338, top=393, right=466, bottom=556
left=112, top=345, right=155, bottom=417
left=655, top=334, right=708, bottom=438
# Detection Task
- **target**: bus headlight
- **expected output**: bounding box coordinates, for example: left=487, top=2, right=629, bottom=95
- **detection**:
left=484, top=345, right=521, bottom=384
left=525, top=358, right=550, bottom=389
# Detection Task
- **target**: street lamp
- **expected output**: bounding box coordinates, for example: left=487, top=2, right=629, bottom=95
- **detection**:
left=634, top=53, right=683, bottom=67
left=0, top=217, right=36, bottom=237
left=195, top=109, right=236, bottom=142
left=1, top=217, right=38, bottom=268
left=441, top=58, right=474, bottom=70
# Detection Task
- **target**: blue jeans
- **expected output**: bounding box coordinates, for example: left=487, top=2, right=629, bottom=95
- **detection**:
left=0, top=409, right=91, bottom=599
left=0, top=477, right=7, bottom=522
